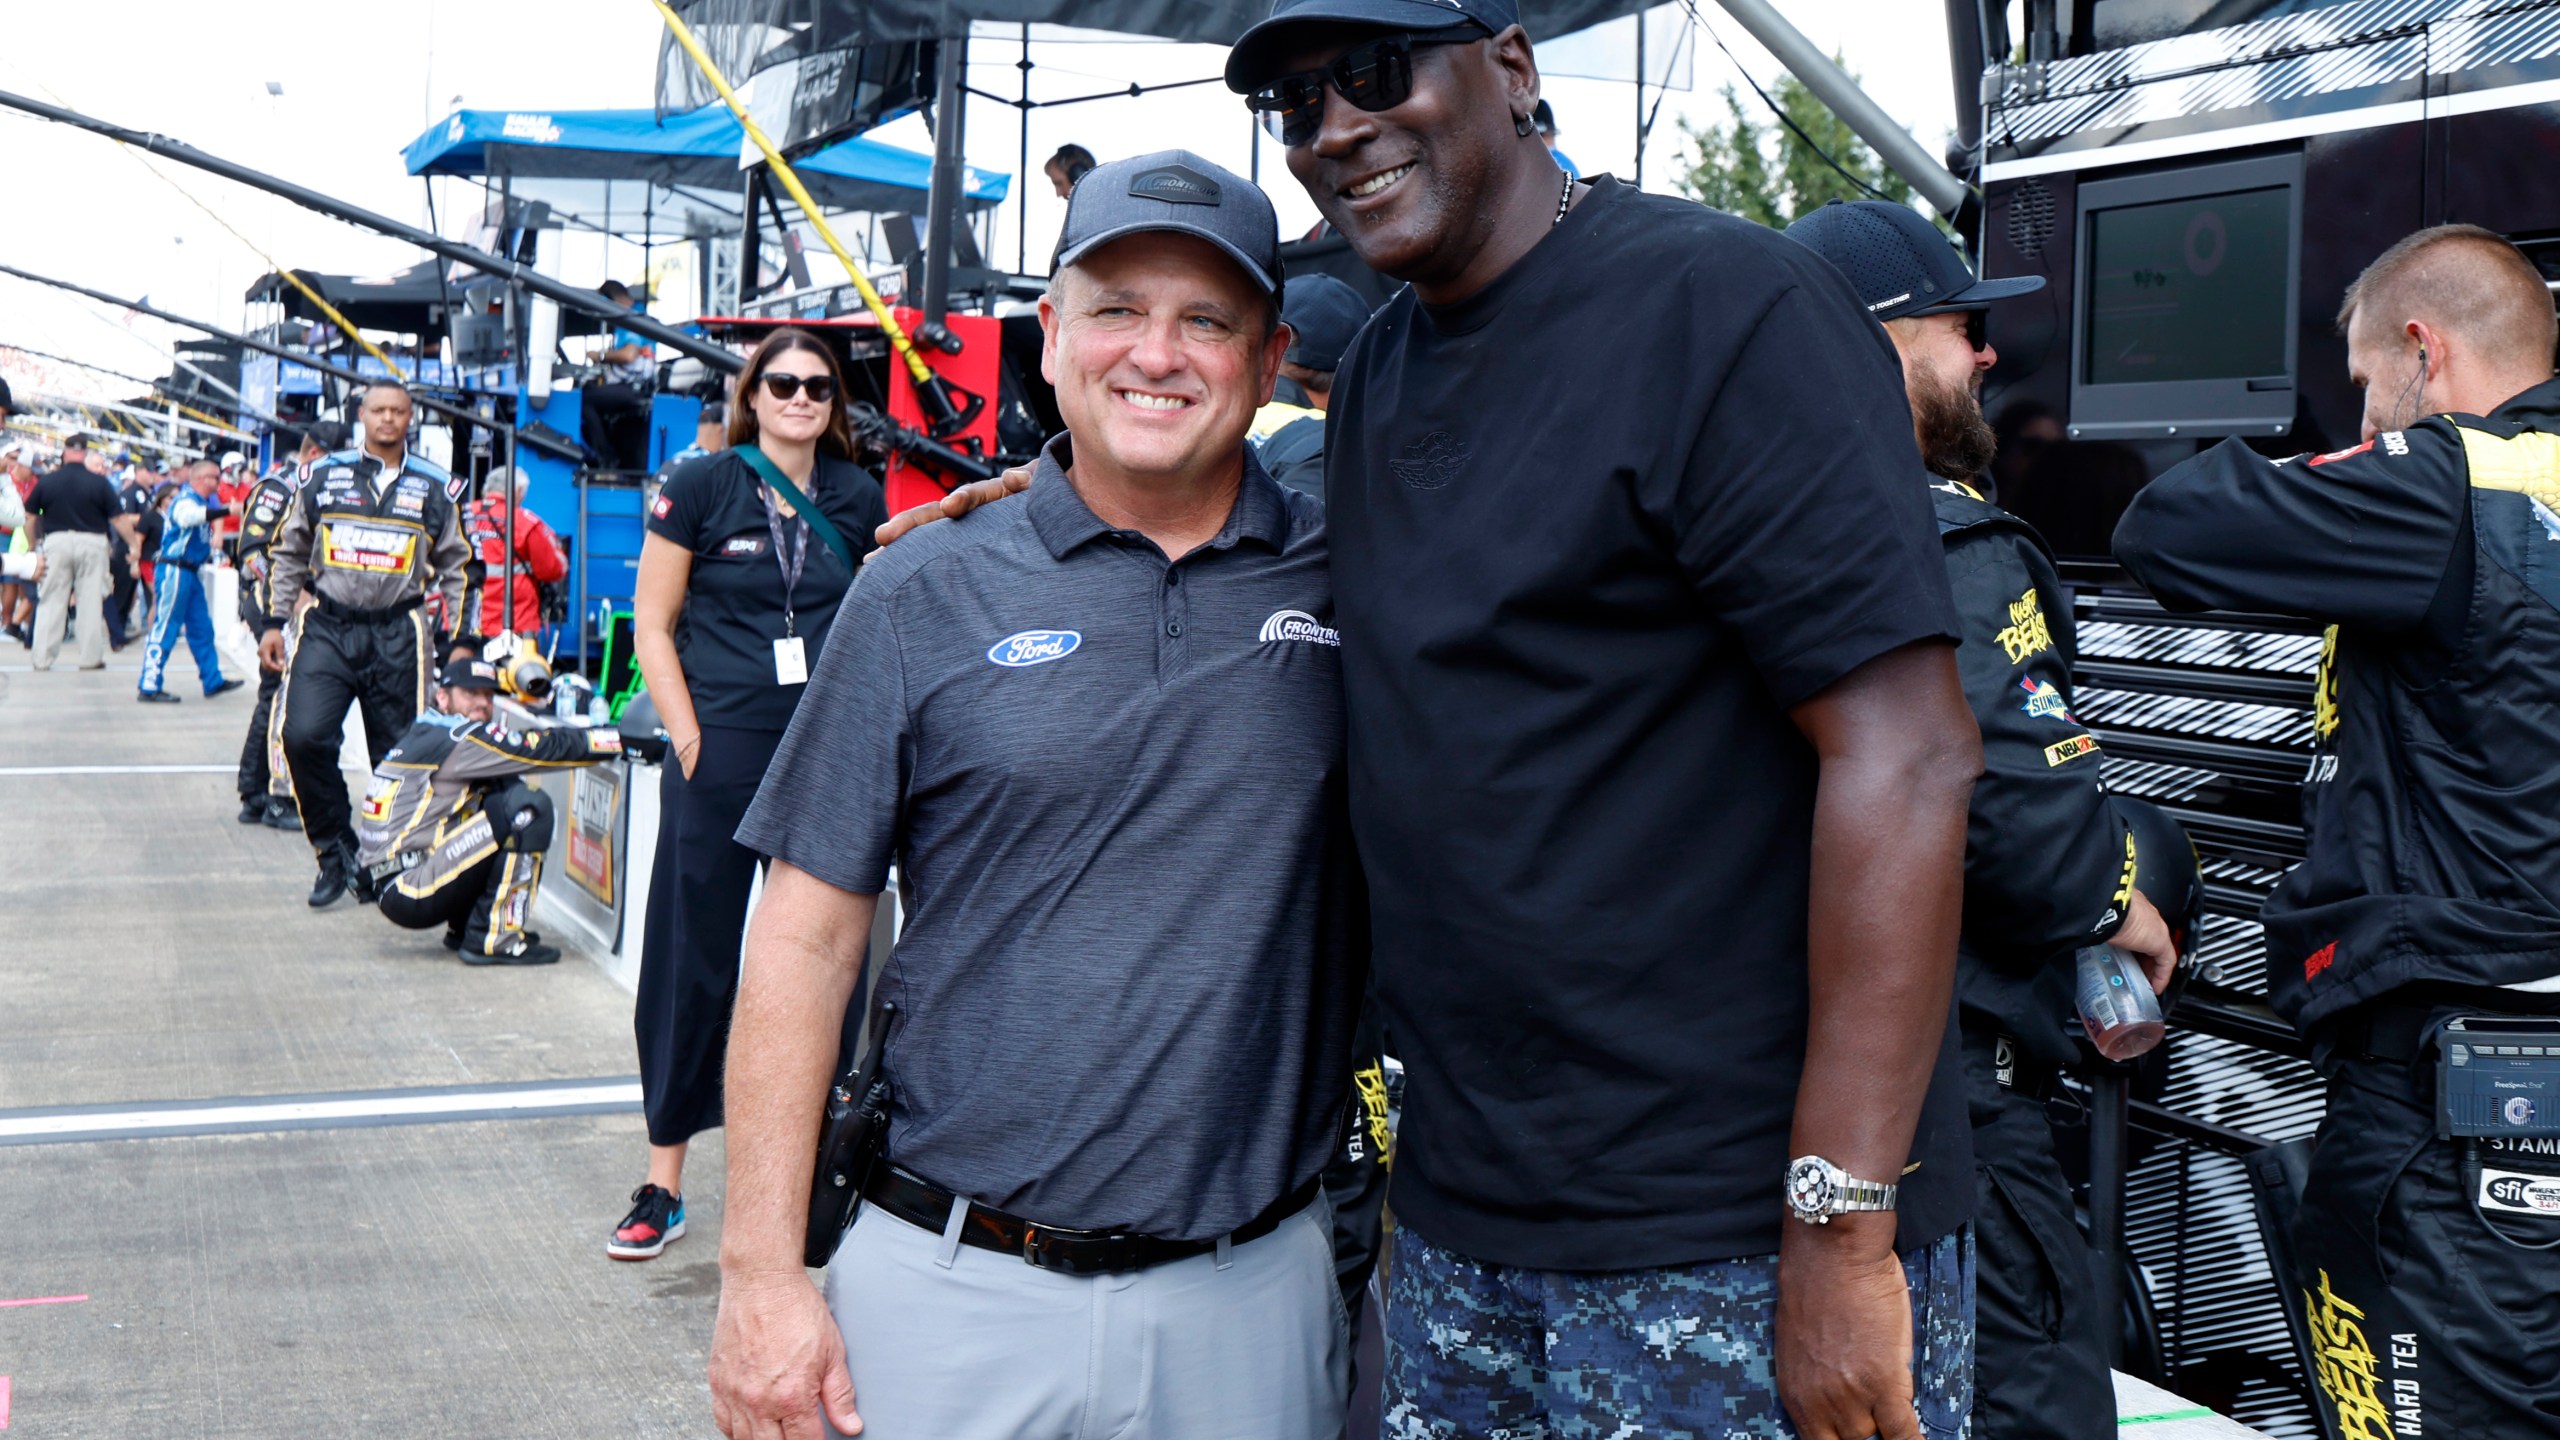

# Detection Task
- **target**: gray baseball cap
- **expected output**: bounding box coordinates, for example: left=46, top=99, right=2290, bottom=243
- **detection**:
left=1053, top=150, right=1284, bottom=300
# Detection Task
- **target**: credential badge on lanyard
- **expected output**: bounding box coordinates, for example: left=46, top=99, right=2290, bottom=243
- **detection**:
left=759, top=480, right=812, bottom=685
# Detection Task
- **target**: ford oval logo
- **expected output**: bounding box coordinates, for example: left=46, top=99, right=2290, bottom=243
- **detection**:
left=987, top=629, right=1082, bottom=668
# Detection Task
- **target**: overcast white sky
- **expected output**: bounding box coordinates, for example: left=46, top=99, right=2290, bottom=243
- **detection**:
left=0, top=2, right=1964, bottom=406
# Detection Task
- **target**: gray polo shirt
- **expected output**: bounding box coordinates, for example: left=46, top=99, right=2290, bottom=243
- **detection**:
left=737, top=435, right=1360, bottom=1242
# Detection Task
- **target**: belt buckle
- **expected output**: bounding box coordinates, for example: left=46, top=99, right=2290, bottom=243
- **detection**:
left=1020, top=1223, right=1134, bottom=1275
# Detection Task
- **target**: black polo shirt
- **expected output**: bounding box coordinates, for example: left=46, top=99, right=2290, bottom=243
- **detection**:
left=1326, top=176, right=1967, bottom=1269
left=737, top=438, right=1360, bottom=1241
left=645, top=449, right=887, bottom=732
left=26, top=465, right=120, bottom=535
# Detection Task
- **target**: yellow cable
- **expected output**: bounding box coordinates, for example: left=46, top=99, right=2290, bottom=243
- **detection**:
left=650, top=0, right=939, bottom=389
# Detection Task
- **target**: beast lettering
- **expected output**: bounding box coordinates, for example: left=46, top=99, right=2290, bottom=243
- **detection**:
left=1996, top=586, right=2053, bottom=663
left=2306, top=1271, right=2394, bottom=1440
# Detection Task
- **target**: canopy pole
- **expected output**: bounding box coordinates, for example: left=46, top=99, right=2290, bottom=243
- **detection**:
left=922, top=34, right=970, bottom=325
left=1018, top=24, right=1032, bottom=275
left=1633, top=21, right=1645, bottom=189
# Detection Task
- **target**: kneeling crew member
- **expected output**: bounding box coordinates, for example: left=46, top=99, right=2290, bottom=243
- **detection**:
left=2117, top=224, right=2560, bottom=1439
left=1789, top=199, right=2185, bottom=1440
left=359, top=657, right=619, bottom=964
left=257, top=381, right=473, bottom=908
left=709, top=152, right=1356, bottom=1440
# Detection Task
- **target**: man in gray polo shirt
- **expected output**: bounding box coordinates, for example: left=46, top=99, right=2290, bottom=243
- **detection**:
left=708, top=151, right=1359, bottom=1440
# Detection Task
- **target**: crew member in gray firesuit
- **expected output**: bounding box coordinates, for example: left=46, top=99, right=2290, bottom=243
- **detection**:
left=356, top=656, right=620, bottom=965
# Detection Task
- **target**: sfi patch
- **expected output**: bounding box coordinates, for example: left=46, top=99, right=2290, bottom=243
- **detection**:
left=2479, top=1166, right=2560, bottom=1216
left=2044, top=734, right=2100, bottom=766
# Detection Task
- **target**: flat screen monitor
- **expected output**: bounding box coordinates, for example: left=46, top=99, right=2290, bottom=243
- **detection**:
left=2069, top=152, right=2303, bottom=441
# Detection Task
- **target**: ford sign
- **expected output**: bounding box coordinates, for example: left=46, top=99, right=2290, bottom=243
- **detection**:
left=987, top=630, right=1082, bottom=668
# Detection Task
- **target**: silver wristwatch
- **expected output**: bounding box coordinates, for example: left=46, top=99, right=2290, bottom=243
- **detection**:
left=1785, top=1155, right=1899, bottom=1225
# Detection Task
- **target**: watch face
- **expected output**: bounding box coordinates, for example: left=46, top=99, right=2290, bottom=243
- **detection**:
left=1787, top=1158, right=1836, bottom=1217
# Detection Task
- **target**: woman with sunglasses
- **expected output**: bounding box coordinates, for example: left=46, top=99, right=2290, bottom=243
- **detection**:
left=613, top=329, right=887, bottom=1261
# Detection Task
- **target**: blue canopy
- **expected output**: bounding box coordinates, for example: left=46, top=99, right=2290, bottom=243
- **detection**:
left=402, top=105, right=1007, bottom=216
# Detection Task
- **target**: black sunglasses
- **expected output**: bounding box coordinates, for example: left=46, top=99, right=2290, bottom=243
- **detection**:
left=757, top=372, right=837, bottom=404
left=1246, top=27, right=1487, bottom=147
left=1964, top=310, right=1990, bottom=353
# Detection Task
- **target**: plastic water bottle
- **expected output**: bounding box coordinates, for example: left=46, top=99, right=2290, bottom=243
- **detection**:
left=2075, top=943, right=2166, bottom=1061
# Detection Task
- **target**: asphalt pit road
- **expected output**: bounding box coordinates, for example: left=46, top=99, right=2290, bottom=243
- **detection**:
left=649, top=1260, right=720, bottom=1300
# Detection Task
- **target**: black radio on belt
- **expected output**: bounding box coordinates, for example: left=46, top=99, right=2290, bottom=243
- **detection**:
left=2437, top=1016, right=2560, bottom=1139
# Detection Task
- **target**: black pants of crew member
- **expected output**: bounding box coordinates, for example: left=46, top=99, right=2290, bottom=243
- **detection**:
left=1959, top=1026, right=2113, bottom=1440
left=279, top=603, right=431, bottom=855
left=2296, top=1002, right=2560, bottom=1439
left=378, top=784, right=554, bottom=956
left=237, top=661, right=286, bottom=800
left=108, top=550, right=136, bottom=647
left=581, top=382, right=651, bottom=471
left=637, top=725, right=781, bottom=1147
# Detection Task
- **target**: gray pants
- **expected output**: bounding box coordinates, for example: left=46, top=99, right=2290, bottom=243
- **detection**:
left=33, top=531, right=110, bottom=670
left=824, top=1191, right=1349, bottom=1440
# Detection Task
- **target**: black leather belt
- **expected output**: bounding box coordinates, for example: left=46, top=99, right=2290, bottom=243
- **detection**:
left=863, top=1166, right=1320, bottom=1276
left=317, top=593, right=423, bottom=621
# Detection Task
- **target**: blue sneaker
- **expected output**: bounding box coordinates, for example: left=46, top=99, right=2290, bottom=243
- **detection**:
left=608, top=1184, right=685, bottom=1260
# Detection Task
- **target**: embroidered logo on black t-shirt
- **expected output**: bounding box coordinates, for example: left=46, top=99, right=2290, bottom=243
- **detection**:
left=1392, top=430, right=1468, bottom=491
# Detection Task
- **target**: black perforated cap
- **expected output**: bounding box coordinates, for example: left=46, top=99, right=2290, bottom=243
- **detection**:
left=1782, top=199, right=2042, bottom=321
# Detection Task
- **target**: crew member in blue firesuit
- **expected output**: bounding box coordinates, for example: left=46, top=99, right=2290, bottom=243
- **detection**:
left=137, top=459, right=244, bottom=704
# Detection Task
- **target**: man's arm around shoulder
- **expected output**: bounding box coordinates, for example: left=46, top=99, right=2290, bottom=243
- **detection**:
left=1779, top=639, right=1979, bottom=1440
left=710, top=862, right=873, bottom=1440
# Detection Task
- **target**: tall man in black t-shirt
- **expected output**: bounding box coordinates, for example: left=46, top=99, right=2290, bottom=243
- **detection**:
left=1224, top=5, right=1982, bottom=1438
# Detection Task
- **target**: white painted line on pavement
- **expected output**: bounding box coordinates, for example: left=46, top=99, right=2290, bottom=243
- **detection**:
left=0, top=764, right=235, bottom=777
left=0, top=1077, right=643, bottom=1146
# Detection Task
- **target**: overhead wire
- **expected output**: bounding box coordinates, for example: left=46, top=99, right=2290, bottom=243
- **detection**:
left=1670, top=0, right=1901, bottom=206
left=0, top=56, right=412, bottom=381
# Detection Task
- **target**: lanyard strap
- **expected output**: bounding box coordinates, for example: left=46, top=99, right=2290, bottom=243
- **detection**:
left=733, top=444, right=857, bottom=574
left=757, top=482, right=810, bottom=633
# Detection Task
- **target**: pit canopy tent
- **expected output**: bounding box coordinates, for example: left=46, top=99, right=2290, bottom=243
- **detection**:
left=401, top=103, right=1009, bottom=232
left=657, top=2, right=1663, bottom=145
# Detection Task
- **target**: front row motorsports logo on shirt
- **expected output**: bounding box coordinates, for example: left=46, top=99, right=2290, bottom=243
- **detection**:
left=1259, top=609, right=1340, bottom=647
left=987, top=630, right=1082, bottom=668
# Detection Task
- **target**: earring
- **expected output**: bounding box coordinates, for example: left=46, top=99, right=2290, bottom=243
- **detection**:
left=1514, top=113, right=1534, bottom=137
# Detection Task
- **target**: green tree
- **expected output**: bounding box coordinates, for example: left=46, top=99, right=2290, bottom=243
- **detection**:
left=1677, top=61, right=1913, bottom=228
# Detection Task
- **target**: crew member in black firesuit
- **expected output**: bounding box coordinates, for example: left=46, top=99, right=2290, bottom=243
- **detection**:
left=231, top=423, right=344, bottom=832
left=1788, top=200, right=2187, bottom=1440
left=356, top=656, right=619, bottom=964
left=1246, top=273, right=1371, bottom=500
left=2116, top=224, right=2560, bottom=1440
left=256, top=382, right=474, bottom=908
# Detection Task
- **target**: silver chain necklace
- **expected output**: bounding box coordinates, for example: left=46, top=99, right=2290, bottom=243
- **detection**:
left=1553, top=170, right=1575, bottom=226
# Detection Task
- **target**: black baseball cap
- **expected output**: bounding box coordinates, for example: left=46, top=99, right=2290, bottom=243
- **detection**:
left=1281, top=274, right=1373, bottom=371
left=1782, top=200, right=2044, bottom=322
left=438, top=658, right=502, bottom=692
left=1054, top=150, right=1283, bottom=300
left=1227, top=0, right=1519, bottom=92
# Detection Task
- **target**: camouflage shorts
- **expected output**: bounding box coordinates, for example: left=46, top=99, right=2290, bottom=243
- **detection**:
left=1381, top=1225, right=1974, bottom=1440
